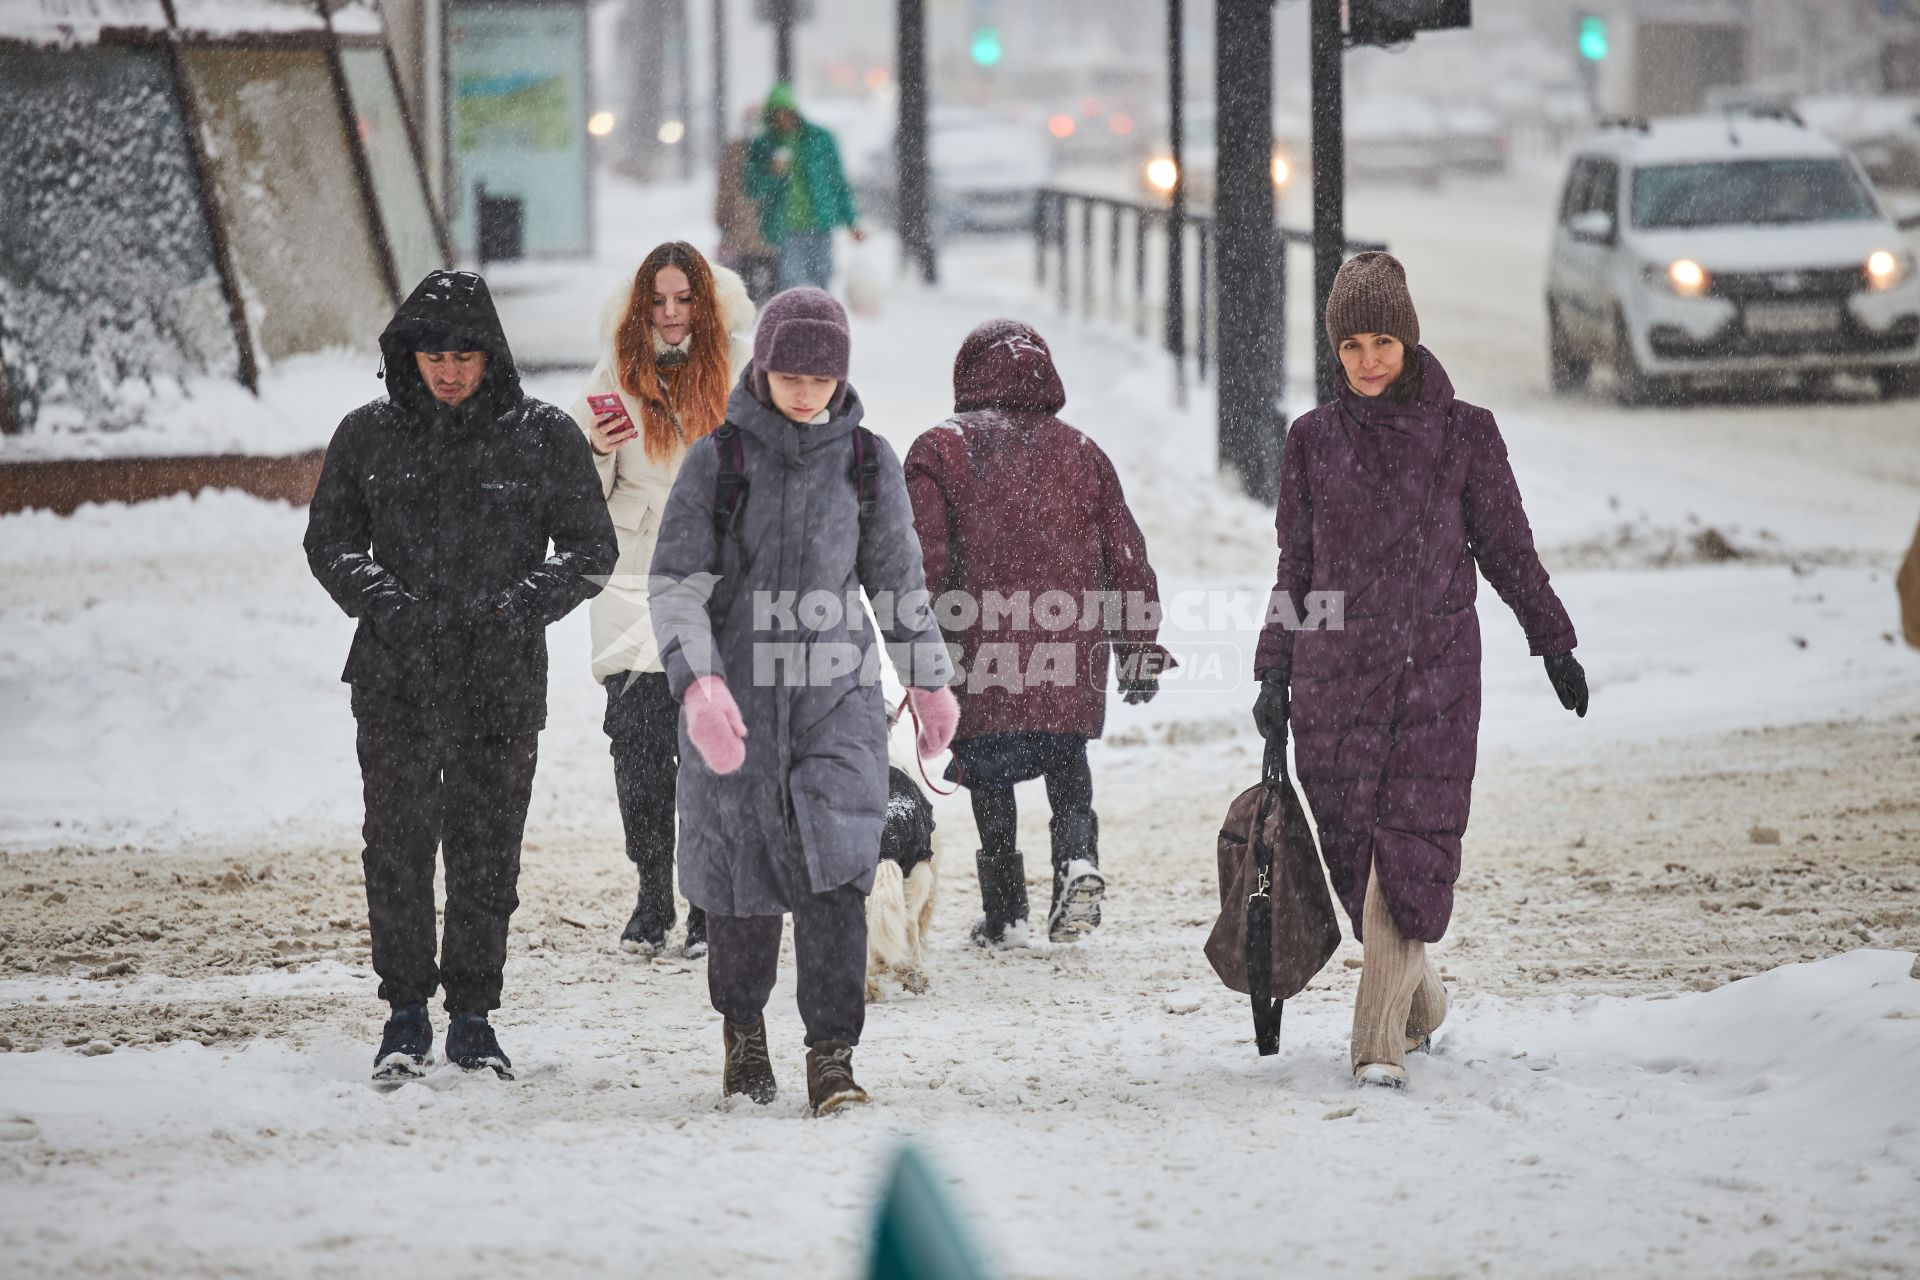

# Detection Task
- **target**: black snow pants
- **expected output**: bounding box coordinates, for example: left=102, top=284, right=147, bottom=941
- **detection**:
left=705, top=884, right=868, bottom=1046
left=952, top=731, right=1095, bottom=857
left=604, top=673, right=705, bottom=940
left=356, top=715, right=539, bottom=1014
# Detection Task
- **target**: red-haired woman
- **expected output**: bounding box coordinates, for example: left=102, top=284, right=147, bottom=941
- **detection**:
left=568, top=242, right=755, bottom=958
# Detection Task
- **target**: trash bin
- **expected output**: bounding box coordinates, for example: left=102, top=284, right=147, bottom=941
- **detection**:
left=476, top=185, right=524, bottom=264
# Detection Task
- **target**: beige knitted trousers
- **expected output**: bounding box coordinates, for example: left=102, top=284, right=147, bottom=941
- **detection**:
left=1350, top=857, right=1449, bottom=1072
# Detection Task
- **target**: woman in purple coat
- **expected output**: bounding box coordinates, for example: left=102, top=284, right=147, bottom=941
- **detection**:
left=1251, top=253, right=1589, bottom=1091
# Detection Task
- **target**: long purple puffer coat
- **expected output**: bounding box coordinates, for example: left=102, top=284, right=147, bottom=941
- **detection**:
left=1253, top=349, right=1575, bottom=944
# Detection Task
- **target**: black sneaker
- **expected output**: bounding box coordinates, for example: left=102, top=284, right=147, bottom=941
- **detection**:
left=683, top=907, right=708, bottom=960
left=445, top=1011, right=514, bottom=1079
left=722, top=1016, right=777, bottom=1104
left=372, top=1003, right=432, bottom=1081
left=968, top=915, right=1032, bottom=949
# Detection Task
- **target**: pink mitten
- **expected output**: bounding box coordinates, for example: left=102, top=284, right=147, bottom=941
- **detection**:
left=907, top=685, right=959, bottom=759
left=685, top=675, right=748, bottom=775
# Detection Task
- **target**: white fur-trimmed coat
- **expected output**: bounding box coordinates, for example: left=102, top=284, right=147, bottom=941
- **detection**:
left=566, top=264, right=755, bottom=681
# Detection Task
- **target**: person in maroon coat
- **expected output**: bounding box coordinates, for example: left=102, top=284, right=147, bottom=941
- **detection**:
left=1252, top=253, right=1588, bottom=1090
left=906, top=320, right=1171, bottom=946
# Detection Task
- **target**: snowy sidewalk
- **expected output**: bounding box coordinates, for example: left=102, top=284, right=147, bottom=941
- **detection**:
left=3, top=169, right=1919, bottom=1277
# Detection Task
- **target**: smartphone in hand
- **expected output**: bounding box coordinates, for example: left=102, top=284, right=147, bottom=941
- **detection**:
left=588, top=393, right=637, bottom=445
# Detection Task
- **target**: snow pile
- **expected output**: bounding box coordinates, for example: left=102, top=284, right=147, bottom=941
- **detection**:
left=0, top=351, right=380, bottom=462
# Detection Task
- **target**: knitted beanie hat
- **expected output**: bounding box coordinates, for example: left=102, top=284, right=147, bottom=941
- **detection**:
left=1324, top=251, right=1420, bottom=351
left=752, top=287, right=850, bottom=408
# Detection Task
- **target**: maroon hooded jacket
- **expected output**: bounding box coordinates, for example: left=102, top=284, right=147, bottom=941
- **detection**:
left=905, top=320, right=1169, bottom=743
left=1255, top=348, right=1575, bottom=944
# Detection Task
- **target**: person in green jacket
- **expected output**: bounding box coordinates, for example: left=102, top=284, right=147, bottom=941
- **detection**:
left=743, top=83, right=865, bottom=292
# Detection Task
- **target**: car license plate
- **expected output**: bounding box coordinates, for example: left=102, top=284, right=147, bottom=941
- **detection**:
left=1746, top=303, right=1840, bottom=335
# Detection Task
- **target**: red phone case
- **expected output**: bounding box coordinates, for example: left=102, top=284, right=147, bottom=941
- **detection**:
left=588, top=393, right=635, bottom=435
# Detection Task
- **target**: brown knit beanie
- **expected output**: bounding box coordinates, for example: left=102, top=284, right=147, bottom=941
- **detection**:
left=1324, top=251, right=1419, bottom=351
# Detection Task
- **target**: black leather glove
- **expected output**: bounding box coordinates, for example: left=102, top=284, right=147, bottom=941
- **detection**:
left=1119, top=647, right=1169, bottom=706
left=1544, top=651, right=1588, bottom=718
left=1251, top=671, right=1290, bottom=745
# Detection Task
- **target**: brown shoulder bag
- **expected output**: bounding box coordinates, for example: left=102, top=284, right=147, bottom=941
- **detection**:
left=1204, top=739, right=1342, bottom=1055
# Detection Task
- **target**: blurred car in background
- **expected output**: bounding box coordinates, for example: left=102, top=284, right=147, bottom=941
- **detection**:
left=1434, top=102, right=1510, bottom=175
left=1336, top=95, right=1446, bottom=187
left=1546, top=113, right=1920, bottom=403
left=1135, top=102, right=1296, bottom=207
left=853, top=105, right=1053, bottom=235
left=1137, top=95, right=1507, bottom=204
left=1795, top=94, right=1920, bottom=190
left=1007, top=52, right=1158, bottom=169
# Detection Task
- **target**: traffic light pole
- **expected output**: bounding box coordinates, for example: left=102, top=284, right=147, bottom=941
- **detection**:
left=1214, top=0, right=1280, bottom=499
left=772, top=0, right=794, bottom=84
left=1309, top=0, right=1345, bottom=406
left=896, top=0, right=936, bottom=283
left=675, top=0, right=695, bottom=179
left=1165, top=0, right=1187, bottom=409
left=712, top=0, right=728, bottom=166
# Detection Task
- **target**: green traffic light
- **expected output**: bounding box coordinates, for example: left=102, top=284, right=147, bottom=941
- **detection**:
left=1578, top=15, right=1609, bottom=61
left=970, top=26, right=1003, bottom=67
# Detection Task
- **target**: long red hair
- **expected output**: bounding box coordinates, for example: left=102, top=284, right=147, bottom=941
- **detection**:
left=613, top=242, right=731, bottom=460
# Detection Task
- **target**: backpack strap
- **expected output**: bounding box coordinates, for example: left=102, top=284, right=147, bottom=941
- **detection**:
left=706, top=422, right=752, bottom=622
left=711, top=421, right=748, bottom=543
left=848, top=426, right=880, bottom=521
left=709, top=422, right=876, bottom=606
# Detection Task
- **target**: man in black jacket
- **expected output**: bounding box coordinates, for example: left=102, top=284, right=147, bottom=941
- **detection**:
left=305, top=271, right=616, bottom=1082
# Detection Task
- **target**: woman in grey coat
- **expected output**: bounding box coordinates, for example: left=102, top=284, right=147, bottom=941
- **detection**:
left=648, top=288, right=958, bottom=1115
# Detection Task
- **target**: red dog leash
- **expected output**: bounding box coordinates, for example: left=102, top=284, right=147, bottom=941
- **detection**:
left=895, top=693, right=962, bottom=797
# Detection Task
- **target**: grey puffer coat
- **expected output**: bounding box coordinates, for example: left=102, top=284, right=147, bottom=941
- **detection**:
left=648, top=377, right=954, bottom=916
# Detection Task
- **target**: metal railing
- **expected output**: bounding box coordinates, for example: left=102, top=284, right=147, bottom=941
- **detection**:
left=1032, top=186, right=1387, bottom=392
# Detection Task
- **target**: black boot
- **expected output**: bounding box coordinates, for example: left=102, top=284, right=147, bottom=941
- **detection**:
left=620, top=868, right=669, bottom=956
left=722, top=1016, right=776, bottom=1104
left=1047, top=810, right=1106, bottom=943
left=372, top=1002, right=432, bottom=1081
left=683, top=905, right=709, bottom=959
left=969, top=847, right=1031, bottom=948
left=445, top=1011, right=514, bottom=1079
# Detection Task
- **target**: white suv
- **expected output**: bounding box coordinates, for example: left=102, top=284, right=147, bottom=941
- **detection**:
left=1546, top=112, right=1920, bottom=403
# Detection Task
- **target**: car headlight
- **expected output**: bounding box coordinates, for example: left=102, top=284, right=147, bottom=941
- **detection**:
left=1866, top=248, right=1913, bottom=291
left=1664, top=258, right=1709, bottom=297
left=1144, top=157, right=1178, bottom=194
left=1643, top=259, right=1710, bottom=297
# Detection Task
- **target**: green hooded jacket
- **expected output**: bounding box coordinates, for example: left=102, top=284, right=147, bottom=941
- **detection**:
left=743, top=85, right=859, bottom=246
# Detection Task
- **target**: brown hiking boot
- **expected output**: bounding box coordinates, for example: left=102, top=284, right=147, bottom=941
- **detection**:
left=722, top=1017, right=777, bottom=1104
left=805, top=1041, right=869, bottom=1116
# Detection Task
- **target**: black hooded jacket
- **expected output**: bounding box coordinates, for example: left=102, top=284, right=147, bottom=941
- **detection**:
left=304, top=271, right=617, bottom=735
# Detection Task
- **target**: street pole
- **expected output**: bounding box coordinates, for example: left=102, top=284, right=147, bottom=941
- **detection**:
left=712, top=0, right=728, bottom=161
left=1309, top=0, right=1345, bottom=406
left=676, top=0, right=695, bottom=179
left=625, top=0, right=667, bottom=177
left=1166, top=0, right=1187, bottom=409
left=772, top=0, right=794, bottom=85
left=1214, top=0, right=1279, bottom=499
left=896, top=0, right=936, bottom=283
